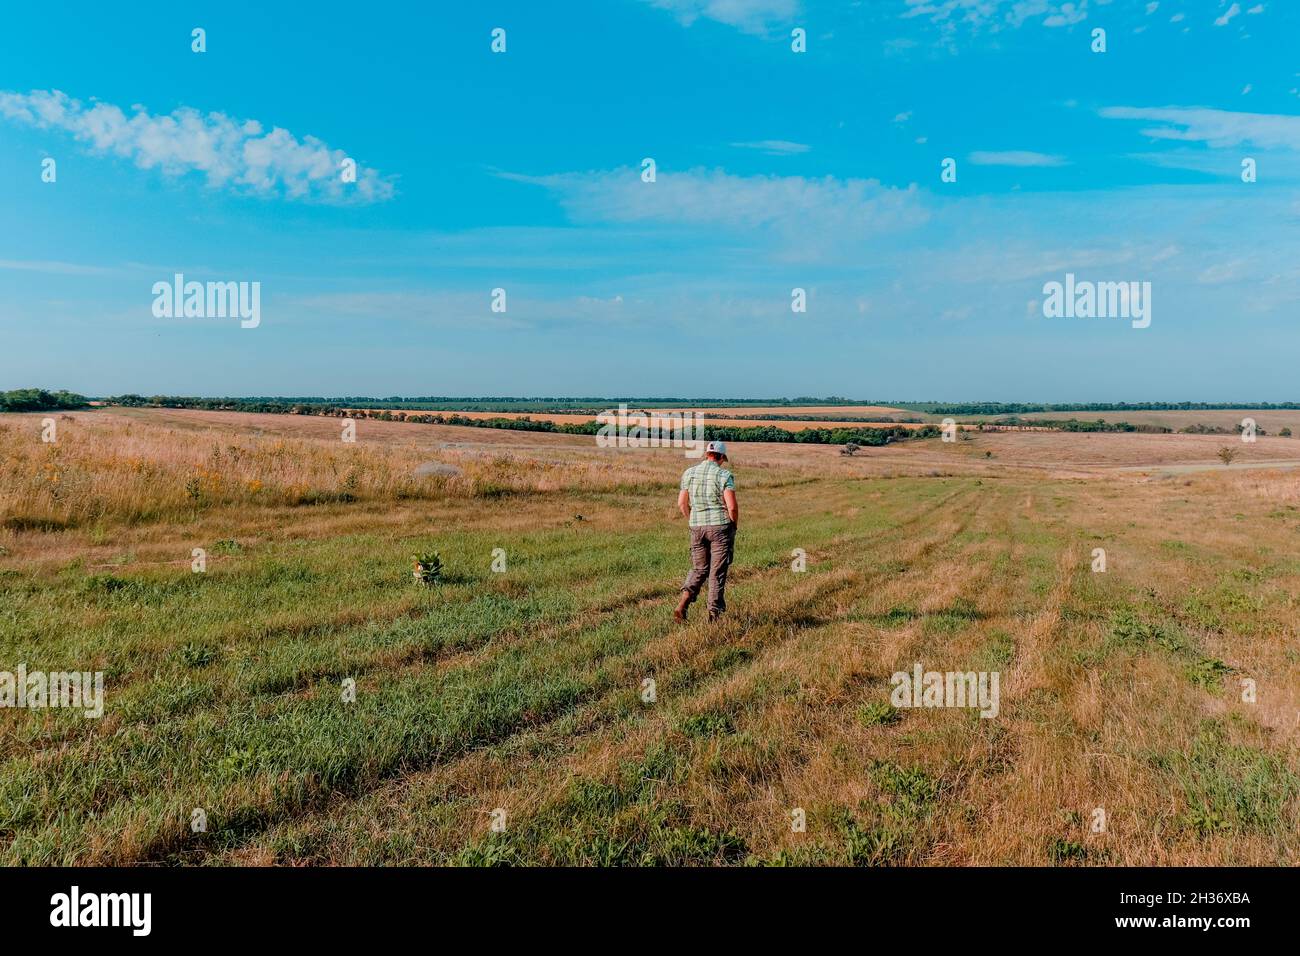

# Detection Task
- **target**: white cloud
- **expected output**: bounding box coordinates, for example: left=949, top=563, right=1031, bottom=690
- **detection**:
left=1042, top=3, right=1087, bottom=27
left=1214, top=2, right=1241, bottom=26
left=0, top=258, right=120, bottom=276
left=1198, top=258, right=1254, bottom=283
left=1145, top=2, right=1159, bottom=13
left=893, top=111, right=913, bottom=123
left=903, top=0, right=1092, bottom=32
left=284, top=291, right=534, bottom=329
left=0, top=89, right=394, bottom=204
left=1170, top=12, right=1185, bottom=21
left=968, top=150, right=1068, bottom=166
left=285, top=286, right=803, bottom=331
left=498, top=166, right=927, bottom=254
left=1247, top=4, right=1265, bottom=13
left=640, top=0, right=800, bottom=34
left=1100, top=105, right=1300, bottom=150
left=943, top=243, right=1141, bottom=283
left=730, top=139, right=811, bottom=154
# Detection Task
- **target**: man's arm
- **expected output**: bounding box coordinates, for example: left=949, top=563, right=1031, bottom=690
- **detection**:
left=678, top=488, right=691, bottom=518
left=724, top=488, right=738, bottom=526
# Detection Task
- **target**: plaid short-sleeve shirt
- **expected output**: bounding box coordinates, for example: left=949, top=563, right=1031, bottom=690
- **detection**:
left=680, top=459, right=735, bottom=528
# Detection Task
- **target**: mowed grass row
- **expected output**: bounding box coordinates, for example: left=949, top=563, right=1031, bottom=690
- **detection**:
left=4, top=453, right=1298, bottom=864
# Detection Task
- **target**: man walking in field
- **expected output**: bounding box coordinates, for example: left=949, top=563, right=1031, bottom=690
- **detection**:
left=675, top=440, right=739, bottom=623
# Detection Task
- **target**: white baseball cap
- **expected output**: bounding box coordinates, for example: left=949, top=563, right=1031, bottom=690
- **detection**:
left=705, top=440, right=728, bottom=457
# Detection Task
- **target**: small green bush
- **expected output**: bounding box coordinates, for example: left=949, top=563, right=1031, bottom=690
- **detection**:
left=412, top=551, right=443, bottom=585
left=858, top=701, right=901, bottom=727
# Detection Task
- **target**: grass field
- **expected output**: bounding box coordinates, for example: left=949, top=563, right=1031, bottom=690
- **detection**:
left=2, top=408, right=1299, bottom=865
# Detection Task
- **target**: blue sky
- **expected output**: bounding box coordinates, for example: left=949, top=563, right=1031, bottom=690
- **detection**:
left=1, top=0, right=1297, bottom=400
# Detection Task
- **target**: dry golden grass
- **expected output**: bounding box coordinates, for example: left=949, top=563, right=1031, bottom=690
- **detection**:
left=0, top=408, right=701, bottom=533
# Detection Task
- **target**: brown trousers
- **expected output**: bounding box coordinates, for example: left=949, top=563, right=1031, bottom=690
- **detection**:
left=681, top=523, right=736, bottom=616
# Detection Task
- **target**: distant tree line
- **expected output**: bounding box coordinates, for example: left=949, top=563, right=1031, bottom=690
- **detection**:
left=1180, top=422, right=1271, bottom=436
left=692, top=424, right=938, bottom=445
left=0, top=388, right=89, bottom=412
left=995, top=417, right=1172, bottom=433
left=101, top=395, right=940, bottom=447
left=107, top=394, right=866, bottom=413
left=703, top=413, right=927, bottom=424
left=932, top=401, right=1300, bottom=416
left=110, top=394, right=306, bottom=413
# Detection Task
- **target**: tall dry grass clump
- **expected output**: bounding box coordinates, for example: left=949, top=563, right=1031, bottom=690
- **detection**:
left=0, top=412, right=675, bottom=531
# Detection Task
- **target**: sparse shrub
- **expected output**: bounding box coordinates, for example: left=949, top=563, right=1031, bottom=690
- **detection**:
left=843, top=817, right=908, bottom=866
left=1107, top=607, right=1185, bottom=653
left=81, top=574, right=134, bottom=595
left=680, top=710, right=735, bottom=738
left=858, top=701, right=901, bottom=727
left=1186, top=805, right=1233, bottom=837
left=1187, top=656, right=1232, bottom=689
left=840, top=443, right=860, bottom=457
left=642, top=824, right=748, bottom=865
left=870, top=760, right=940, bottom=810
left=1048, top=838, right=1087, bottom=864
left=1217, top=447, right=1238, bottom=466
left=455, top=836, right=521, bottom=867
left=752, top=845, right=836, bottom=867
left=179, top=642, right=217, bottom=668
left=217, top=746, right=266, bottom=780
left=339, top=468, right=361, bottom=501
left=412, top=551, right=443, bottom=585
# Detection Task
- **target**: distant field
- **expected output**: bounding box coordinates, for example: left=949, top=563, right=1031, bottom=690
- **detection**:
left=647, top=405, right=915, bottom=419
left=3, top=407, right=1299, bottom=865
left=1014, top=408, right=1300, bottom=434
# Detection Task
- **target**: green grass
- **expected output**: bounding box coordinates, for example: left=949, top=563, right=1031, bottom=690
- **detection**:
left=1170, top=721, right=1300, bottom=838
left=858, top=701, right=902, bottom=727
